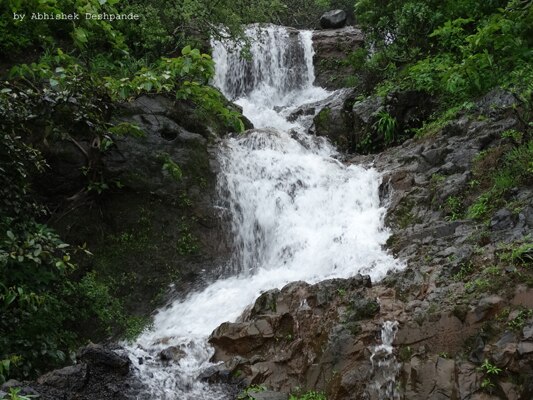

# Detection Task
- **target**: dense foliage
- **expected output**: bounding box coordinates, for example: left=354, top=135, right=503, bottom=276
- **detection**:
left=0, top=0, right=272, bottom=383
left=352, top=0, right=533, bottom=102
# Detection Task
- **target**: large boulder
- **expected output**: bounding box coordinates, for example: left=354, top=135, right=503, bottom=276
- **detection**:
left=320, top=10, right=347, bottom=29
left=312, top=26, right=364, bottom=89
left=40, top=94, right=237, bottom=326
left=311, top=89, right=435, bottom=153
left=311, top=88, right=358, bottom=151
left=208, top=275, right=383, bottom=396
left=30, top=344, right=133, bottom=400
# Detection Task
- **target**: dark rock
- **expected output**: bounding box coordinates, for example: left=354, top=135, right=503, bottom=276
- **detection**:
left=159, top=346, right=186, bottom=362
left=312, top=27, right=364, bottom=89
left=251, top=289, right=280, bottom=317
left=78, top=344, right=130, bottom=375
left=312, top=89, right=357, bottom=151
left=492, top=332, right=518, bottom=367
left=2, top=380, right=40, bottom=398
left=350, top=90, right=436, bottom=153
left=248, top=391, right=288, bottom=400
left=518, top=342, right=533, bottom=355
left=473, top=296, right=504, bottom=322
left=349, top=297, right=380, bottom=321
left=37, top=364, right=88, bottom=391
left=469, top=336, right=486, bottom=363
left=524, top=206, right=533, bottom=228
left=490, top=208, right=516, bottom=231
left=319, top=10, right=347, bottom=29
left=1, top=380, right=23, bottom=390
left=475, top=88, right=519, bottom=118
left=198, top=364, right=232, bottom=384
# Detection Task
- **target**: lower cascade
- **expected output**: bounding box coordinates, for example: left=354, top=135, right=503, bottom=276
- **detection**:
left=125, top=24, right=402, bottom=399
left=369, top=321, right=400, bottom=400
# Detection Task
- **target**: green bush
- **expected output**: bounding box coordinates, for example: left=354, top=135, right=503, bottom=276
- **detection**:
left=289, top=391, right=327, bottom=400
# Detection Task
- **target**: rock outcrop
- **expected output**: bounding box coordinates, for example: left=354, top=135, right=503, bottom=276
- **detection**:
left=312, top=27, right=364, bottom=90
left=208, top=89, right=533, bottom=399
left=312, top=89, right=435, bottom=153
left=319, top=10, right=347, bottom=29
left=39, top=94, right=241, bottom=322
left=17, top=344, right=133, bottom=400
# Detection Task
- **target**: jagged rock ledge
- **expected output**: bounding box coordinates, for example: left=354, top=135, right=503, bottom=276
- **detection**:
left=203, top=89, right=533, bottom=399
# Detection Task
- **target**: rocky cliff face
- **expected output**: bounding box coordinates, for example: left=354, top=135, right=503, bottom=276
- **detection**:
left=312, top=27, right=364, bottom=90
left=36, top=93, right=241, bottom=325
left=205, top=89, right=533, bottom=399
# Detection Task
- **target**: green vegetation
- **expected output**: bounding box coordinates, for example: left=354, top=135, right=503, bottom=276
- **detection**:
left=347, top=0, right=533, bottom=147
left=0, top=387, right=37, bottom=400
left=478, top=359, right=502, bottom=392
left=237, top=385, right=268, bottom=399
left=507, top=308, right=533, bottom=331
left=374, top=110, right=397, bottom=145
left=467, top=140, right=533, bottom=222
left=354, top=0, right=533, bottom=100
left=289, top=391, right=327, bottom=400
left=0, top=0, right=285, bottom=383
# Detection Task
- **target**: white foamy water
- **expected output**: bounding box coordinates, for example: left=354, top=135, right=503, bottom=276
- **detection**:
left=370, top=321, right=401, bottom=400
left=125, top=24, right=402, bottom=400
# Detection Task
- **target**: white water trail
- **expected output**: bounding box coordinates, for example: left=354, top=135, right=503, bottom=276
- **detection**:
left=369, top=321, right=401, bottom=400
left=125, top=24, right=402, bottom=400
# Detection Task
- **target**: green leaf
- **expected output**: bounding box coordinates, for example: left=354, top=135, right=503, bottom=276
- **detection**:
left=73, top=28, right=89, bottom=47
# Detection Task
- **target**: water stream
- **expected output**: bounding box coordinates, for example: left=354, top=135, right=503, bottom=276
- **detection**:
left=369, top=321, right=401, bottom=399
left=126, top=24, right=401, bottom=400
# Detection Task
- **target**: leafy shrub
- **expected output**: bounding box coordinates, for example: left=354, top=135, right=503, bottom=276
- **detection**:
left=289, top=391, right=327, bottom=400
left=374, top=111, right=397, bottom=144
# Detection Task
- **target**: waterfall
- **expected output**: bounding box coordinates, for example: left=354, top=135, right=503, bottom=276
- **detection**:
left=369, top=321, right=401, bottom=400
left=125, top=24, right=401, bottom=400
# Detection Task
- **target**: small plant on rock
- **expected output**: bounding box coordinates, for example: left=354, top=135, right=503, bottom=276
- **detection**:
left=237, top=385, right=267, bottom=400
left=1, top=387, right=37, bottom=400
left=374, top=110, right=397, bottom=145
left=507, top=308, right=533, bottom=331
left=478, top=359, right=502, bottom=393
left=289, top=390, right=327, bottom=400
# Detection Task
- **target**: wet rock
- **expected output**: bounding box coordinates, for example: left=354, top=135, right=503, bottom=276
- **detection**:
left=320, top=10, right=347, bottom=29
left=475, top=88, right=519, bottom=118
left=518, top=342, right=533, bottom=355
left=312, top=27, right=364, bottom=89
left=248, top=391, right=288, bottom=400
left=159, top=346, right=186, bottom=362
left=490, top=208, right=516, bottom=231
left=78, top=344, right=130, bottom=376
left=312, top=88, right=358, bottom=151
left=251, top=289, right=280, bottom=317
left=37, top=364, right=88, bottom=391
left=473, top=296, right=504, bottom=323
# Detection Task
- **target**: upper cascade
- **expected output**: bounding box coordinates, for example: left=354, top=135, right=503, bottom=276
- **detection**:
left=211, top=24, right=316, bottom=102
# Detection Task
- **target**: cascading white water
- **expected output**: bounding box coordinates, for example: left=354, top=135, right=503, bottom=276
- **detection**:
left=125, top=24, right=402, bottom=400
left=369, top=321, right=401, bottom=400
